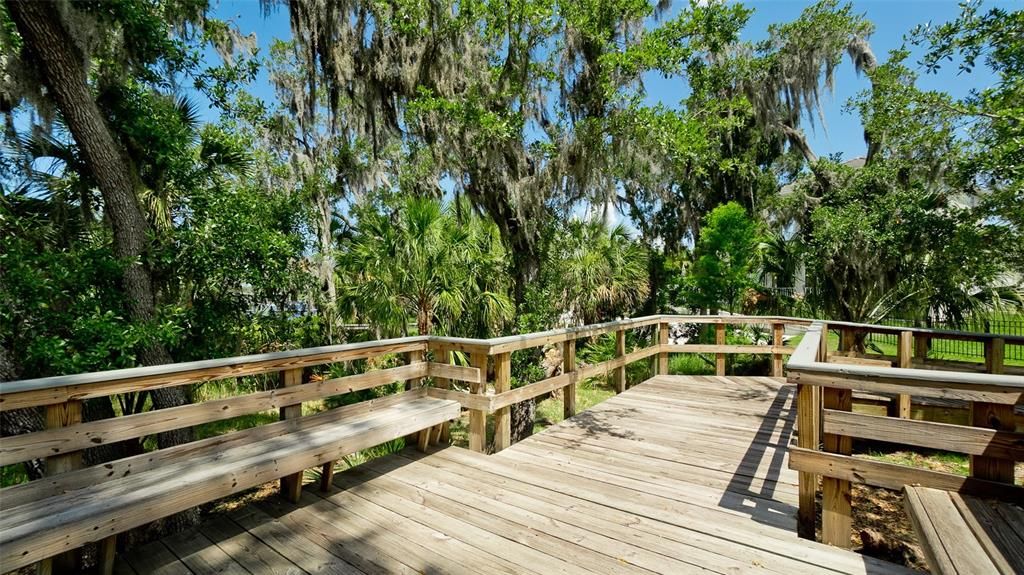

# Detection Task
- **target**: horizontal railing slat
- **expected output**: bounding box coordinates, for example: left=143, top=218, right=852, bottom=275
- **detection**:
left=787, top=371, right=1024, bottom=403
left=661, top=344, right=796, bottom=355
left=788, top=447, right=1024, bottom=504
left=822, top=409, right=1024, bottom=461
left=0, top=339, right=428, bottom=412
left=425, top=362, right=481, bottom=384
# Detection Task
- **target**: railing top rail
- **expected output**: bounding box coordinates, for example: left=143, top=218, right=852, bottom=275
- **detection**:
left=0, top=336, right=429, bottom=406
left=660, top=314, right=813, bottom=325
left=787, top=321, right=1024, bottom=392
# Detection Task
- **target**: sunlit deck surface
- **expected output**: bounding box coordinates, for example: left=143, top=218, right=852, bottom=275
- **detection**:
left=115, top=376, right=912, bottom=574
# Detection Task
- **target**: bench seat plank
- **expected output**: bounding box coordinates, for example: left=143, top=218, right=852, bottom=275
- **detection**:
left=0, top=396, right=459, bottom=572
left=904, top=485, right=1024, bottom=575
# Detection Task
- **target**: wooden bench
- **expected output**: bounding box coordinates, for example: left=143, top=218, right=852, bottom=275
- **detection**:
left=0, top=388, right=457, bottom=572
left=0, top=336, right=483, bottom=574
left=903, top=486, right=1024, bottom=575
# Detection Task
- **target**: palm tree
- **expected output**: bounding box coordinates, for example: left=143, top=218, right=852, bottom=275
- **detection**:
left=341, top=196, right=514, bottom=337
left=547, top=220, right=650, bottom=325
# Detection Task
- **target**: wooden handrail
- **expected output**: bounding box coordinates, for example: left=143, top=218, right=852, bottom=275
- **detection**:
left=5, top=313, right=1019, bottom=463
left=0, top=337, right=430, bottom=411
left=785, top=320, right=1024, bottom=550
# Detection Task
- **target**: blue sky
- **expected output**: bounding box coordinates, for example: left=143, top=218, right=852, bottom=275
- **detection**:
left=207, top=0, right=1006, bottom=163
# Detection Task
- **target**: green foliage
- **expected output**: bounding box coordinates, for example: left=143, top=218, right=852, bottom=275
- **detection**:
left=0, top=201, right=180, bottom=376
left=340, top=196, right=514, bottom=337
left=2, top=0, right=1022, bottom=426
left=684, top=202, right=759, bottom=312
left=790, top=49, right=1023, bottom=323
left=911, top=1, right=1024, bottom=271
left=543, top=220, right=650, bottom=324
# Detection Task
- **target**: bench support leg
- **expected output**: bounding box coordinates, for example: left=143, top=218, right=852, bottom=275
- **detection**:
left=320, top=462, right=335, bottom=492
left=98, top=535, right=117, bottom=575
left=416, top=427, right=432, bottom=452
left=279, top=368, right=305, bottom=503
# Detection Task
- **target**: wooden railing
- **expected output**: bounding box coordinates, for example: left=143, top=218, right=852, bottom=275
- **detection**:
left=0, top=336, right=474, bottom=492
left=4, top=313, right=1022, bottom=562
left=426, top=314, right=809, bottom=453
left=0, top=315, right=810, bottom=468
left=786, top=320, right=1024, bottom=547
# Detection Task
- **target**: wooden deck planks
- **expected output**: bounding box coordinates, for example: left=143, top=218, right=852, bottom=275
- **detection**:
left=113, top=376, right=914, bottom=575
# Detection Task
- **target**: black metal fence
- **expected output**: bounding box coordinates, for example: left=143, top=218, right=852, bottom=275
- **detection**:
left=866, top=317, right=1024, bottom=361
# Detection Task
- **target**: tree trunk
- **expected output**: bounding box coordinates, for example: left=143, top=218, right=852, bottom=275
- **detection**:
left=317, top=190, right=337, bottom=342
left=7, top=0, right=196, bottom=529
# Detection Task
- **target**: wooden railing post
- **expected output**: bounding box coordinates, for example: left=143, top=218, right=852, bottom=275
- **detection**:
left=468, top=352, right=488, bottom=453
left=893, top=331, right=913, bottom=418
left=715, top=323, right=726, bottom=376
left=405, top=348, right=424, bottom=390
left=796, top=383, right=819, bottom=540
left=493, top=352, right=512, bottom=451
left=657, top=322, right=669, bottom=375
left=914, top=334, right=929, bottom=364
left=563, top=340, right=577, bottom=419
left=838, top=327, right=855, bottom=353
left=40, top=400, right=84, bottom=573
left=821, top=385, right=853, bottom=548
left=771, top=322, right=784, bottom=377
left=972, top=338, right=1014, bottom=482
left=613, top=329, right=626, bottom=393
left=797, top=322, right=825, bottom=540
left=432, top=346, right=453, bottom=444
left=279, top=368, right=304, bottom=502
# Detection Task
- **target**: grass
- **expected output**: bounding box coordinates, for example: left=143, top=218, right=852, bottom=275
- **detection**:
left=861, top=448, right=970, bottom=476
left=532, top=377, right=616, bottom=433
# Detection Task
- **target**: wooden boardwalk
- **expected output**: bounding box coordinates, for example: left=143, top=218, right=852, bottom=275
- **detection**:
left=115, top=376, right=913, bottom=575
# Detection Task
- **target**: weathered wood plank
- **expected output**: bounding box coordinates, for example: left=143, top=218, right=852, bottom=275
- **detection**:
left=426, top=362, right=481, bottom=384
left=487, top=346, right=660, bottom=411
left=278, top=367, right=305, bottom=503
left=787, top=370, right=1024, bottom=404
left=714, top=324, right=726, bottom=376
left=662, top=344, right=796, bottom=355
left=903, top=487, right=999, bottom=575
left=122, top=540, right=193, bottom=575
left=41, top=399, right=83, bottom=573
left=0, top=339, right=428, bottom=412
left=951, top=493, right=1024, bottom=575
left=230, top=504, right=364, bottom=575
left=772, top=322, right=785, bottom=377
left=821, top=387, right=852, bottom=548
left=196, top=515, right=303, bottom=575
left=789, top=447, right=1024, bottom=503
left=896, top=330, right=913, bottom=418
left=0, top=399, right=460, bottom=572
left=493, top=352, right=512, bottom=451
left=162, top=529, right=249, bottom=575
left=796, top=382, right=819, bottom=540
left=0, top=388, right=429, bottom=509
left=823, top=409, right=1024, bottom=460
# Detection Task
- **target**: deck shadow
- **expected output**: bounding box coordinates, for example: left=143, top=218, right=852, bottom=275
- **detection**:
left=715, top=379, right=799, bottom=527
